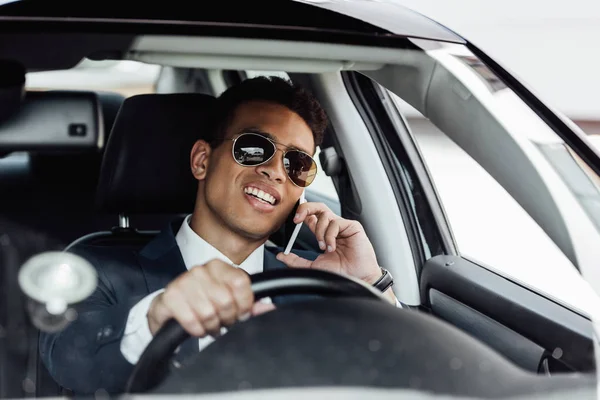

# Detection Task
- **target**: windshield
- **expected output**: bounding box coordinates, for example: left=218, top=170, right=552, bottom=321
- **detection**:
left=0, top=32, right=599, bottom=399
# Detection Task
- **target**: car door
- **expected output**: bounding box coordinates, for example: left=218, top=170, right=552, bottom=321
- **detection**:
left=342, top=68, right=599, bottom=376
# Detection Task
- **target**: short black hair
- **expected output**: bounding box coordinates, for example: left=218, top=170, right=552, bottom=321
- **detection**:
left=209, top=76, right=328, bottom=150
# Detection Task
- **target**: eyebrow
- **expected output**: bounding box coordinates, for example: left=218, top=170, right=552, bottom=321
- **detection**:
left=243, top=127, right=312, bottom=154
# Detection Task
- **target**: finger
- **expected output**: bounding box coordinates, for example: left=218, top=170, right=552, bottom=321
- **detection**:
left=218, top=267, right=254, bottom=321
left=147, top=294, right=176, bottom=335
left=294, top=202, right=330, bottom=223
left=251, top=301, right=276, bottom=316
left=180, top=268, right=220, bottom=333
left=203, top=258, right=232, bottom=270
left=305, top=215, right=318, bottom=232
left=158, top=289, right=206, bottom=337
left=324, top=219, right=340, bottom=252
left=198, top=271, right=238, bottom=328
left=314, top=214, right=333, bottom=249
left=276, top=252, right=313, bottom=268
left=295, top=203, right=355, bottom=238
left=205, top=259, right=251, bottom=321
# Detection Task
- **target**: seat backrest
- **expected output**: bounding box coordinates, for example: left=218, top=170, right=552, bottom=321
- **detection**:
left=67, top=93, right=217, bottom=250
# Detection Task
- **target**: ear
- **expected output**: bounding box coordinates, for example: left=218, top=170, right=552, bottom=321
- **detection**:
left=190, top=139, right=212, bottom=181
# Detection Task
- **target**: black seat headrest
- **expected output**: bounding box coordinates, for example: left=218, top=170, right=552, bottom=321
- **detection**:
left=0, top=59, right=25, bottom=123
left=96, top=93, right=216, bottom=214
left=95, top=91, right=126, bottom=138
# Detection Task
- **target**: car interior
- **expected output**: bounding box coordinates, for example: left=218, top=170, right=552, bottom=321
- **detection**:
left=0, top=2, right=598, bottom=398
left=1, top=62, right=596, bottom=398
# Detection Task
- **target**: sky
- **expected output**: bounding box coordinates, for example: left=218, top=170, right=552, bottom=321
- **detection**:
left=394, top=0, right=600, bottom=121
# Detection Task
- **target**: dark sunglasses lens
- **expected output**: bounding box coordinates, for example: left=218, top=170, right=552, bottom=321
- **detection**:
left=284, top=151, right=317, bottom=187
left=233, top=134, right=275, bottom=166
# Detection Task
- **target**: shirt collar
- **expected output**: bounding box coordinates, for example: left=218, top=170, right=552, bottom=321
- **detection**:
left=175, top=214, right=264, bottom=275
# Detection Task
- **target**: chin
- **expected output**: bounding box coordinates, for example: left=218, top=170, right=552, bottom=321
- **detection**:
left=231, top=221, right=278, bottom=242
left=230, top=210, right=287, bottom=240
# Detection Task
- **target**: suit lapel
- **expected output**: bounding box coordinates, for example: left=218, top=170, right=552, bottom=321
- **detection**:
left=137, top=221, right=292, bottom=295
left=263, top=247, right=322, bottom=306
left=137, top=219, right=188, bottom=293
left=135, top=219, right=198, bottom=362
left=263, top=248, right=288, bottom=272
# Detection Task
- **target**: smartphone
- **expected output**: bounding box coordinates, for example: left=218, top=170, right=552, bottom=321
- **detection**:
left=283, top=190, right=305, bottom=254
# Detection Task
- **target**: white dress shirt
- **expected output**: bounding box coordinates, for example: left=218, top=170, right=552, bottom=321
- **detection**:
left=120, top=215, right=266, bottom=364
left=120, top=215, right=401, bottom=364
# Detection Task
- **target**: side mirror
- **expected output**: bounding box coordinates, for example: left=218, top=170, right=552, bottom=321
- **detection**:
left=18, top=251, right=97, bottom=332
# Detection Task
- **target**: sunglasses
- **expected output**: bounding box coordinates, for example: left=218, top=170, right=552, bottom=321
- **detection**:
left=228, top=132, right=317, bottom=187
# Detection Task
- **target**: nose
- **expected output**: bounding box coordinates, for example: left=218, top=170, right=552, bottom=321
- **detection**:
left=255, top=151, right=287, bottom=184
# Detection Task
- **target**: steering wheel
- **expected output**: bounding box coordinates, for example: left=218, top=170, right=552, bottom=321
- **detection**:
left=125, top=268, right=389, bottom=393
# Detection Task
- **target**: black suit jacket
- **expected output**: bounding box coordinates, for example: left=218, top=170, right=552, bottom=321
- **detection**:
left=39, top=219, right=318, bottom=395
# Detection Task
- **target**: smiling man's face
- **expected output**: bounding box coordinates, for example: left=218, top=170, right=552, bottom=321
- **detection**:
left=195, top=100, right=315, bottom=241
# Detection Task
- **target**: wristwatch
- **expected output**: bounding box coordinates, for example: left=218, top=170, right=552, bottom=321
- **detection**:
left=372, top=267, right=394, bottom=293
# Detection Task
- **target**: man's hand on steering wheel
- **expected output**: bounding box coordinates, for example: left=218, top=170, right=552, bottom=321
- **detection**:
left=147, top=260, right=273, bottom=337
left=276, top=202, right=397, bottom=304
left=147, top=203, right=394, bottom=338
left=128, top=267, right=390, bottom=393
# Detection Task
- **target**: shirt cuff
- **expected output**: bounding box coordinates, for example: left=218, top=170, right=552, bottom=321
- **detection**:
left=120, top=289, right=165, bottom=365
left=394, top=297, right=403, bottom=308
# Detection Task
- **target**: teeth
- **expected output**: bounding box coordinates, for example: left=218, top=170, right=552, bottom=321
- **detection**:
left=244, top=187, right=276, bottom=205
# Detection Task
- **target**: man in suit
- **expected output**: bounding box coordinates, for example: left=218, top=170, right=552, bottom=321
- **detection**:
left=39, top=76, right=398, bottom=394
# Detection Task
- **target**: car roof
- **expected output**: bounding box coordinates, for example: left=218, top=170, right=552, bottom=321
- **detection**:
left=0, top=0, right=465, bottom=43
left=0, top=0, right=465, bottom=72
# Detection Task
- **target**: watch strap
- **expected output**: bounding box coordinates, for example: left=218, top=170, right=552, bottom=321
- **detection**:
left=372, top=267, right=393, bottom=293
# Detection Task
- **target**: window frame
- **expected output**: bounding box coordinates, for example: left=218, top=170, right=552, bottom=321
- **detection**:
left=341, top=71, right=455, bottom=274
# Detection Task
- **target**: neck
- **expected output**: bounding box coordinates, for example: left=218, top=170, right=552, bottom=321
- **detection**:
left=189, top=205, right=265, bottom=266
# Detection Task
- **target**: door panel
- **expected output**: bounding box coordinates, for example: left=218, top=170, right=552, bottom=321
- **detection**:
left=420, top=255, right=595, bottom=373
left=429, top=289, right=546, bottom=372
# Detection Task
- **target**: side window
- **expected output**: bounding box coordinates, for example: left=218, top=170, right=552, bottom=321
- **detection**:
left=243, top=70, right=340, bottom=203
left=390, top=94, right=598, bottom=317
